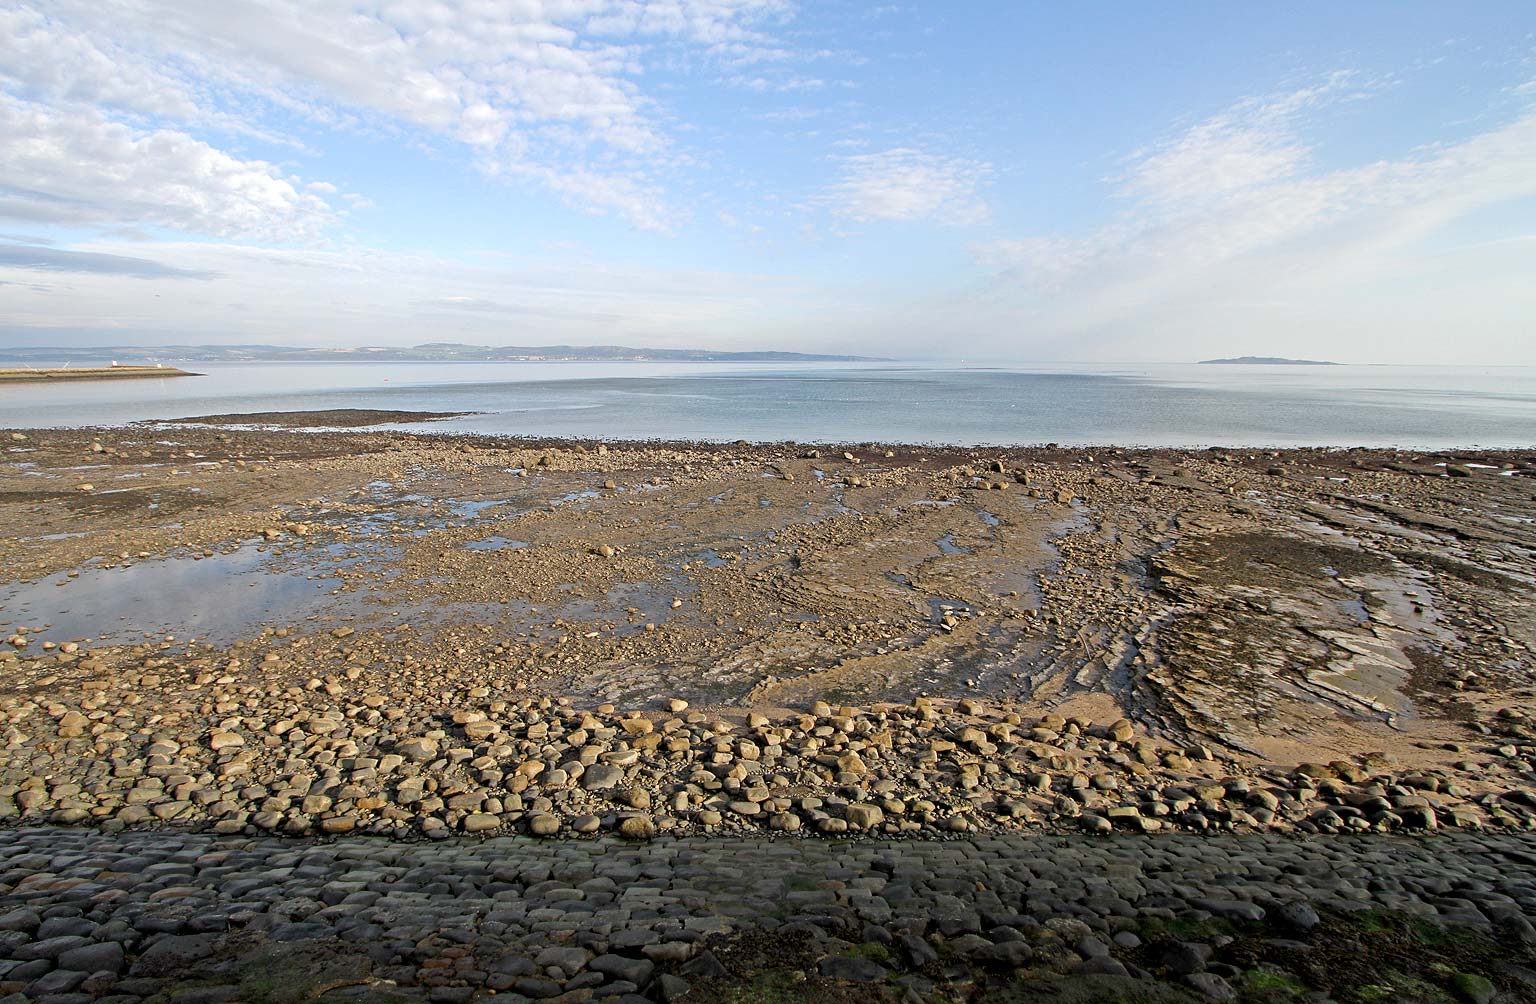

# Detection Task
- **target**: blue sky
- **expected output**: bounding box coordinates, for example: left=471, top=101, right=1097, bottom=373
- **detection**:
left=1, top=1, right=1533, bottom=362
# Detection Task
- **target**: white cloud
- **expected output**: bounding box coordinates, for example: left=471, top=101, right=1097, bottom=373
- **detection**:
left=0, top=94, right=336, bottom=240
left=825, top=147, right=991, bottom=224
left=960, top=78, right=1536, bottom=362
left=0, top=0, right=807, bottom=232
left=1121, top=73, right=1355, bottom=206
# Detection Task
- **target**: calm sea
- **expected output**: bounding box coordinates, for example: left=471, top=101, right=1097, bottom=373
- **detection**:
left=1, top=361, right=1534, bottom=449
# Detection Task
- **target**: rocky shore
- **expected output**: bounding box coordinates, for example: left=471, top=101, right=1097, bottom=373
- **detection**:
left=2, top=423, right=1534, bottom=998
left=5, top=684, right=1536, bottom=842
left=2, top=425, right=1533, bottom=845
left=3, top=827, right=1536, bottom=1003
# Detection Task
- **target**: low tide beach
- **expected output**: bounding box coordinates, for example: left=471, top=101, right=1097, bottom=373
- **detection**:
left=1, top=414, right=1534, bottom=1001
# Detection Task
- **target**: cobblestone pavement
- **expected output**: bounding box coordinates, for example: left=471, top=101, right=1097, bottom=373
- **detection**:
left=3, top=828, right=1536, bottom=1003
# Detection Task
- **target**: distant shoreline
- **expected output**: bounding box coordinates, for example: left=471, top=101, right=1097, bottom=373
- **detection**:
left=0, top=366, right=202, bottom=384
left=0, top=342, right=885, bottom=365
left=1198, top=356, right=1339, bottom=365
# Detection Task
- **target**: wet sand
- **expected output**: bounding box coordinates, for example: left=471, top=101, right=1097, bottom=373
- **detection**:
left=0, top=420, right=1534, bottom=842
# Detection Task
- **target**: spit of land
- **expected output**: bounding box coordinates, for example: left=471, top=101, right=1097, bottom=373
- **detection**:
left=0, top=367, right=200, bottom=383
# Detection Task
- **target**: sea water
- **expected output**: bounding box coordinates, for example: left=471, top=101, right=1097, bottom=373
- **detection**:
left=1, top=360, right=1533, bottom=449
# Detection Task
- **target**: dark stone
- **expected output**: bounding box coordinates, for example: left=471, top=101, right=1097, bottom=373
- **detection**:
left=1275, top=901, right=1321, bottom=932
left=816, top=956, right=887, bottom=982
left=268, top=923, right=333, bottom=942
left=589, top=954, right=654, bottom=987
left=975, top=941, right=1034, bottom=968
left=24, top=969, right=88, bottom=995
left=129, top=934, right=220, bottom=977
left=1185, top=972, right=1237, bottom=1001
left=1191, top=899, right=1265, bottom=923
left=1075, top=957, right=1130, bottom=978
left=491, top=955, right=535, bottom=976
left=512, top=976, right=563, bottom=998
left=36, top=919, right=96, bottom=940
left=897, top=933, right=937, bottom=968
left=1152, top=940, right=1213, bottom=976
left=680, top=951, right=728, bottom=980
left=15, top=935, right=91, bottom=961
left=58, top=941, right=125, bottom=974
left=657, top=974, right=691, bottom=1002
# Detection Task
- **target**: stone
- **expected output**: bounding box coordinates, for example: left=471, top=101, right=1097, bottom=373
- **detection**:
left=1184, top=972, right=1236, bottom=1001
left=897, top=934, right=938, bottom=968
left=975, top=941, right=1034, bottom=968
left=618, top=816, right=655, bottom=840
left=536, top=946, right=591, bottom=976
left=845, top=803, right=884, bottom=829
left=1192, top=899, right=1265, bottom=923
left=817, top=956, right=886, bottom=982
left=130, top=934, right=219, bottom=977
left=58, top=942, right=125, bottom=974
left=680, top=952, right=729, bottom=980
left=24, top=969, right=88, bottom=995
left=1153, top=941, right=1212, bottom=976
left=1076, top=957, right=1130, bottom=978
left=1452, top=972, right=1496, bottom=1004
left=656, top=973, right=692, bottom=1002
left=589, top=954, right=654, bottom=987
left=582, top=765, right=625, bottom=791
left=396, top=738, right=440, bottom=763
left=15, top=935, right=90, bottom=961
left=1275, top=901, right=1320, bottom=932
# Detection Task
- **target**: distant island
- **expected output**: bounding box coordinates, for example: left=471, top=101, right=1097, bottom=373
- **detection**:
left=0, top=365, right=200, bottom=383
left=1199, top=356, right=1339, bottom=366
left=0, top=342, right=883, bottom=364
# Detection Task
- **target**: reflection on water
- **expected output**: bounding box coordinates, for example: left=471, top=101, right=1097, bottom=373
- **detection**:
left=0, top=545, right=364, bottom=643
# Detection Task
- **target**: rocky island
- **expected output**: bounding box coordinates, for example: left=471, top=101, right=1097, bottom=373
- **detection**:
left=1198, top=356, right=1340, bottom=365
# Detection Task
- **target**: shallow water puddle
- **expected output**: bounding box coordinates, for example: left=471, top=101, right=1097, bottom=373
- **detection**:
left=0, top=545, right=378, bottom=644
left=936, top=533, right=971, bottom=556
left=463, top=536, right=530, bottom=552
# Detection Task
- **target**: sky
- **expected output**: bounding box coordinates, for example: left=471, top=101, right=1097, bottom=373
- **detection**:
left=0, top=2, right=1534, bottom=363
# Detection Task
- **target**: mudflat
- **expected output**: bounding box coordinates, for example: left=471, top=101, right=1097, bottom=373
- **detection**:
left=161, top=408, right=479, bottom=428
left=0, top=366, right=200, bottom=382
left=2, top=419, right=1533, bottom=843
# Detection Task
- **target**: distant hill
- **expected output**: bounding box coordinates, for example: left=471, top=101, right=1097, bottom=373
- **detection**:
left=1199, top=356, right=1339, bottom=366
left=0, top=342, right=885, bottom=364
